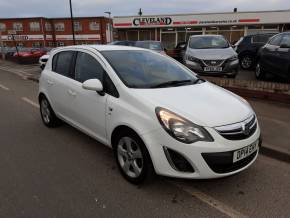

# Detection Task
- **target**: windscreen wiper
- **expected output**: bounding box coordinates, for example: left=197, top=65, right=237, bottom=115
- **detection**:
left=151, top=80, right=193, bottom=88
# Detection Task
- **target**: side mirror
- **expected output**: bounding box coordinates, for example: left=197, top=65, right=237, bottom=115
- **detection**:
left=82, top=79, right=103, bottom=92
left=280, top=44, right=290, bottom=49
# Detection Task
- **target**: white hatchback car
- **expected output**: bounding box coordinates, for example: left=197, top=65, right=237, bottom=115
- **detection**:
left=39, top=45, right=261, bottom=184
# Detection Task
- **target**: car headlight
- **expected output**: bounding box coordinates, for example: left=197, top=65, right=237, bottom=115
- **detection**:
left=155, top=107, right=214, bottom=144
left=187, top=55, right=200, bottom=63
left=228, top=55, right=238, bottom=61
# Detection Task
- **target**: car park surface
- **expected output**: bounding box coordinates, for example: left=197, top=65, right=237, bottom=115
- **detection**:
left=0, top=65, right=289, bottom=218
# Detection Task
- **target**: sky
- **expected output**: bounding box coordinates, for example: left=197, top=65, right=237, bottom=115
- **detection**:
left=0, top=0, right=289, bottom=18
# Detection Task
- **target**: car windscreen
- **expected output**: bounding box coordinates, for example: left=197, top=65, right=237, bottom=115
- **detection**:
left=135, top=41, right=163, bottom=50
left=189, top=36, right=229, bottom=49
left=101, top=50, right=199, bottom=89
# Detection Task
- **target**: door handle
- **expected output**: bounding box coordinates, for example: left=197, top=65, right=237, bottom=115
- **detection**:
left=67, top=89, right=77, bottom=97
left=47, top=80, right=54, bottom=85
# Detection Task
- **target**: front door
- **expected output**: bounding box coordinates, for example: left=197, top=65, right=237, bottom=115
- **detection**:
left=275, top=34, right=290, bottom=78
left=68, top=50, right=108, bottom=143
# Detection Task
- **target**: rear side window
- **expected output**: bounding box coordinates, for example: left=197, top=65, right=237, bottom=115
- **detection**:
left=52, top=51, right=75, bottom=77
left=268, top=34, right=283, bottom=46
left=74, top=52, right=104, bottom=83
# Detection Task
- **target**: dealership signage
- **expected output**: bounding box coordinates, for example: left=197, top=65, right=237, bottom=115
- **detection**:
left=113, top=10, right=290, bottom=28
left=1, top=35, right=44, bottom=41
left=133, top=17, right=172, bottom=26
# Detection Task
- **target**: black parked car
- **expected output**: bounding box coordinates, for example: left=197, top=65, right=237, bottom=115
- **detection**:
left=234, top=33, right=277, bottom=70
left=256, top=32, right=290, bottom=82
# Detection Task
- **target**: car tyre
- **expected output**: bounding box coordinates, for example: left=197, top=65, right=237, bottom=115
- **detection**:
left=39, top=96, right=61, bottom=128
left=240, top=55, right=254, bottom=70
left=255, top=62, right=266, bottom=80
left=113, top=129, right=155, bottom=184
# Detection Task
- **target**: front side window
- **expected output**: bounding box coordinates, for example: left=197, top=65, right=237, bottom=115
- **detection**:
left=268, top=34, right=283, bottom=46
left=74, top=52, right=104, bottom=83
left=101, top=50, right=198, bottom=88
left=280, top=34, right=290, bottom=47
left=189, top=36, right=229, bottom=49
left=53, top=51, right=74, bottom=77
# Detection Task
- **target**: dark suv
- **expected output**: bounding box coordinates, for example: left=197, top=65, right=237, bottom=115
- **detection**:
left=235, top=33, right=277, bottom=70
left=256, top=32, right=290, bottom=82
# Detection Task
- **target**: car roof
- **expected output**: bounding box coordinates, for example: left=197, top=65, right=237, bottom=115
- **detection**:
left=54, top=45, right=145, bottom=52
left=189, top=34, right=224, bottom=38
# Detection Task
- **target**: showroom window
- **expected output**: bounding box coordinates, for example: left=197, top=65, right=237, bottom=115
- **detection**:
left=89, top=21, right=100, bottom=31
left=13, top=22, right=23, bottom=31
left=30, top=22, right=40, bottom=31
left=55, top=22, right=65, bottom=31
left=45, top=22, right=52, bottom=31
left=0, top=23, right=6, bottom=31
left=74, top=21, right=82, bottom=31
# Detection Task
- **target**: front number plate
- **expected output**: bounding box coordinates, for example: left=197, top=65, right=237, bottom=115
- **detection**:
left=233, top=141, right=258, bottom=163
left=204, top=66, right=222, bottom=72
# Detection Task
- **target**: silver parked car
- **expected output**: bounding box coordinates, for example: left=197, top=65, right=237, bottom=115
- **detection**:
left=185, top=35, right=239, bottom=78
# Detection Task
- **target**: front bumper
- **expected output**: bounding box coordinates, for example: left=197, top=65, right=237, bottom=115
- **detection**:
left=185, top=59, right=239, bottom=76
left=141, top=122, right=261, bottom=179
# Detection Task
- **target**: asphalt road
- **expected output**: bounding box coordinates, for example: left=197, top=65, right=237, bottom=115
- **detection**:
left=0, top=68, right=290, bottom=218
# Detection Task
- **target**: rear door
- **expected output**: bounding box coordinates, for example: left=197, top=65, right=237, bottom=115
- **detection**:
left=47, top=50, right=76, bottom=119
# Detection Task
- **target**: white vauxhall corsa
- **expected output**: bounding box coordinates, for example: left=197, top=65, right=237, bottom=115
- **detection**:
left=39, top=45, right=261, bottom=184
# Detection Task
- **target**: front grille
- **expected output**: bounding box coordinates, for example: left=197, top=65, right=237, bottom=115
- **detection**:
left=202, top=59, right=225, bottom=67
left=202, top=150, right=258, bottom=174
left=163, top=147, right=194, bottom=173
left=215, top=115, right=257, bottom=140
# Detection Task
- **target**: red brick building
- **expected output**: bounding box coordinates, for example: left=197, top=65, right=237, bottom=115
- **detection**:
left=0, top=17, right=112, bottom=48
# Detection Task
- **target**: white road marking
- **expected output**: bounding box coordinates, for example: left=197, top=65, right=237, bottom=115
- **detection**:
left=0, top=83, right=10, bottom=91
left=21, top=97, right=39, bottom=108
left=0, top=66, right=32, bottom=80
left=174, top=184, right=248, bottom=218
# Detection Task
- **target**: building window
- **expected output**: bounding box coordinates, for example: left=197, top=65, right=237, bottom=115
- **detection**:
left=13, top=22, right=23, bottom=31
left=55, top=22, right=65, bottom=31
left=32, top=42, right=42, bottom=47
left=0, top=23, right=6, bottom=31
left=30, top=22, right=40, bottom=31
left=16, top=42, right=24, bottom=47
left=56, top=42, right=65, bottom=46
left=45, top=22, right=52, bottom=31
left=48, top=42, right=55, bottom=47
left=89, top=21, right=100, bottom=31
left=74, top=21, right=82, bottom=31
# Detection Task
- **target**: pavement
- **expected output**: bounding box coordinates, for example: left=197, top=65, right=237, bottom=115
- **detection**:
left=0, top=61, right=290, bottom=217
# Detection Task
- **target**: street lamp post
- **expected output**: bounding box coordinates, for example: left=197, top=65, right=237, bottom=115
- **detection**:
left=69, top=0, right=76, bottom=45
left=104, top=11, right=112, bottom=43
